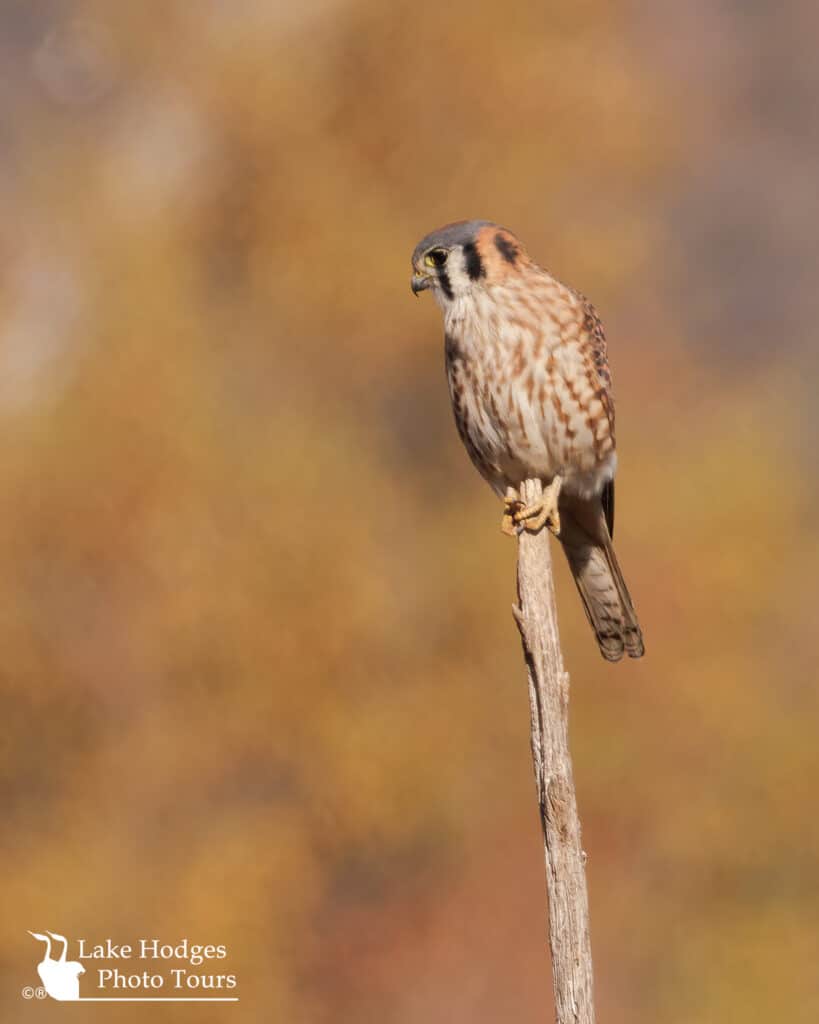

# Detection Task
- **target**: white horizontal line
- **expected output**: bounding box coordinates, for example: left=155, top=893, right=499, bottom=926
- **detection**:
left=77, top=997, right=239, bottom=1002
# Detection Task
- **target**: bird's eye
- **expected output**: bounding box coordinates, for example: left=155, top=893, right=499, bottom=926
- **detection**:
left=425, top=249, right=448, bottom=268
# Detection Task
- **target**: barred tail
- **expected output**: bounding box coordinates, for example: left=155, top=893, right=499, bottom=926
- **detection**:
left=559, top=494, right=644, bottom=662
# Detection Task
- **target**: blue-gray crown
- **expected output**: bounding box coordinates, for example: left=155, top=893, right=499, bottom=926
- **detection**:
left=411, top=220, right=495, bottom=264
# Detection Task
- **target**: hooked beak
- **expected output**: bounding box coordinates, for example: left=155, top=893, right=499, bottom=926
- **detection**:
left=411, top=271, right=432, bottom=296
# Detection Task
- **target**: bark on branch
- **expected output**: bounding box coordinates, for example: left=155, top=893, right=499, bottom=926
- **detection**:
left=513, top=478, right=596, bottom=1024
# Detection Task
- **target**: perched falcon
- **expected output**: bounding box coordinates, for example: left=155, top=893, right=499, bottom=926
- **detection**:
left=411, top=220, right=644, bottom=662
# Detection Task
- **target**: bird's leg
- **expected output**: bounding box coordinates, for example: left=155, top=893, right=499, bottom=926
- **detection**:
left=501, top=486, right=522, bottom=537
left=513, top=475, right=562, bottom=536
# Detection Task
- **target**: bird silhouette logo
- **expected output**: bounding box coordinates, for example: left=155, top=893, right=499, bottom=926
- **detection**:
left=28, top=931, right=85, bottom=1001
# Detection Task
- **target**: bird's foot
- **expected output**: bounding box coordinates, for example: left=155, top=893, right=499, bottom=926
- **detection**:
left=501, top=488, right=522, bottom=536
left=513, top=476, right=562, bottom=536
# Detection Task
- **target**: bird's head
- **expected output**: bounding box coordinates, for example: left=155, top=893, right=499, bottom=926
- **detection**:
left=411, top=220, right=528, bottom=306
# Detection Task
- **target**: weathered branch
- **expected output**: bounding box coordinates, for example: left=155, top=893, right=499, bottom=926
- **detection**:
left=512, top=478, right=596, bottom=1024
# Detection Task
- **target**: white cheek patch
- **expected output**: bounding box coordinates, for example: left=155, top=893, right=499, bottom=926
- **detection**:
left=439, top=249, right=475, bottom=300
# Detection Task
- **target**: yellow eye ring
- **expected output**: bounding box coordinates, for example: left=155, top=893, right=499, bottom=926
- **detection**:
left=425, top=249, right=447, bottom=268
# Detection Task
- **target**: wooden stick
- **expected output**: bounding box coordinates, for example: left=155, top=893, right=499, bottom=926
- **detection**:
left=513, top=478, right=596, bottom=1024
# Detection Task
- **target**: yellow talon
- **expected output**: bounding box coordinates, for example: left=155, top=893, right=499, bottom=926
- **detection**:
left=513, top=476, right=563, bottom=536
left=501, top=487, right=521, bottom=537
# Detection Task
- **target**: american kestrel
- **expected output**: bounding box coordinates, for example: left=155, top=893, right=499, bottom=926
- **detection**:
left=411, top=220, right=644, bottom=662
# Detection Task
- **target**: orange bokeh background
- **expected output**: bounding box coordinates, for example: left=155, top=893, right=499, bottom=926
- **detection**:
left=2, top=2, right=817, bottom=1021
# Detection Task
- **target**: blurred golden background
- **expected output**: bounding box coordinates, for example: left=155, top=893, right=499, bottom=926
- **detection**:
left=2, top=1, right=818, bottom=1021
